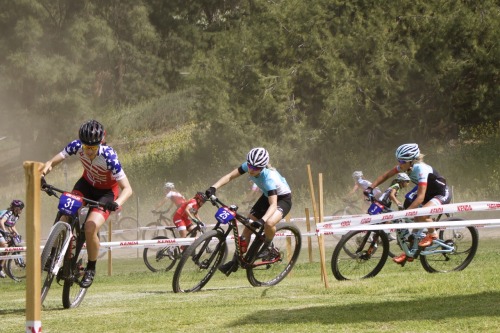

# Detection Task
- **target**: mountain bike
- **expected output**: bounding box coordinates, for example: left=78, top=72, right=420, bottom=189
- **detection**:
left=142, top=218, right=221, bottom=272
left=3, top=233, right=26, bottom=282
left=40, top=178, right=110, bottom=308
left=99, top=211, right=138, bottom=242
left=331, top=198, right=479, bottom=280
left=172, top=195, right=302, bottom=293
left=141, top=210, right=173, bottom=240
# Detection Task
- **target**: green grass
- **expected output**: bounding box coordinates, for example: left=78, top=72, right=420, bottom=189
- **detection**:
left=2, top=237, right=500, bottom=333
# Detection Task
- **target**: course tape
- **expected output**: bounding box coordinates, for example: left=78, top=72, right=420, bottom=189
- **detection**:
left=316, top=201, right=500, bottom=232
left=2, top=201, right=499, bottom=257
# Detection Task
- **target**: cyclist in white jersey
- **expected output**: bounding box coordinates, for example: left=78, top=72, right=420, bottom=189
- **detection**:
left=347, top=171, right=382, bottom=201
left=367, top=143, right=451, bottom=265
left=153, top=182, right=186, bottom=212
left=205, top=147, right=292, bottom=276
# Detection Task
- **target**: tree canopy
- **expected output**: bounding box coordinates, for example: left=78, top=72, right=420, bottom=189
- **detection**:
left=0, top=0, right=498, bottom=186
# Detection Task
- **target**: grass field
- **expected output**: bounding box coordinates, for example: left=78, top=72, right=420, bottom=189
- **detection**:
left=2, top=235, right=500, bottom=333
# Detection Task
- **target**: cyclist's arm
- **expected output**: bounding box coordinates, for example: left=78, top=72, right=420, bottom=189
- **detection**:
left=0, top=216, right=6, bottom=231
left=115, top=176, right=133, bottom=207
left=40, top=152, right=65, bottom=175
left=184, top=203, right=198, bottom=222
left=389, top=188, right=402, bottom=207
left=166, top=201, right=175, bottom=213
left=371, top=167, right=398, bottom=189
left=211, top=168, right=242, bottom=190
left=261, top=193, right=278, bottom=223
left=7, top=225, right=18, bottom=236
left=153, top=197, right=168, bottom=211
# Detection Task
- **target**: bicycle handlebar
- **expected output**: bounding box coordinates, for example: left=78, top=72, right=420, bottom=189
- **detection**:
left=207, top=195, right=263, bottom=229
left=41, top=176, right=107, bottom=209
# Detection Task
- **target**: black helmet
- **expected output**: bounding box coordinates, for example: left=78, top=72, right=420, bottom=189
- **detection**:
left=79, top=120, right=105, bottom=145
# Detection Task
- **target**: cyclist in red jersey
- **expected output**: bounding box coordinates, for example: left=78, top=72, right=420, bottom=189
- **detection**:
left=40, top=120, right=133, bottom=288
left=172, top=192, right=206, bottom=238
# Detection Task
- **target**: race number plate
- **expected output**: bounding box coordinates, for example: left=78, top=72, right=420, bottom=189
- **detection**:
left=58, top=192, right=84, bottom=216
left=215, top=207, right=235, bottom=224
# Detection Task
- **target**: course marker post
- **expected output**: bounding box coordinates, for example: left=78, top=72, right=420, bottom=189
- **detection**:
left=24, top=161, right=43, bottom=333
left=305, top=208, right=313, bottom=262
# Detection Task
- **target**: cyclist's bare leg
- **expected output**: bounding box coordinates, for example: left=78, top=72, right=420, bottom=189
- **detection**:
left=84, top=211, right=106, bottom=261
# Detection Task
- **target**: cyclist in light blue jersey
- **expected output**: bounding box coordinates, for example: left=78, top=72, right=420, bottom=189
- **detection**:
left=205, top=147, right=292, bottom=276
left=367, top=143, right=451, bottom=265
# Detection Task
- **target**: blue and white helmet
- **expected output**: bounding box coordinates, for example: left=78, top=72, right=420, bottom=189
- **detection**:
left=247, top=148, right=269, bottom=168
left=396, top=173, right=410, bottom=182
left=395, top=143, right=420, bottom=161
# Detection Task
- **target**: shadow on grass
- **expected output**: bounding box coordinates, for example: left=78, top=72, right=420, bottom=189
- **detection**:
left=228, top=290, right=500, bottom=327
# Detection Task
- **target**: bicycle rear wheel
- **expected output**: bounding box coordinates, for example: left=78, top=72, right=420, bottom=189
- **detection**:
left=41, top=223, right=68, bottom=304
left=5, top=255, right=26, bottom=281
left=143, top=236, right=179, bottom=272
left=246, top=223, right=302, bottom=287
left=116, top=216, right=139, bottom=241
left=172, top=230, right=226, bottom=293
left=420, top=219, right=479, bottom=273
left=142, top=222, right=169, bottom=240
left=331, top=230, right=389, bottom=280
left=62, top=247, right=88, bottom=308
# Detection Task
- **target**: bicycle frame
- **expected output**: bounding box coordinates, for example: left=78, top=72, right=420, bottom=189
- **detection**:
left=209, top=198, right=277, bottom=268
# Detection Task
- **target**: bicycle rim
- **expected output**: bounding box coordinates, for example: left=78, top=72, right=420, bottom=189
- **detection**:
left=172, top=230, right=226, bottom=293
left=117, top=216, right=139, bottom=241
left=143, top=236, right=178, bottom=272
left=62, top=250, right=88, bottom=308
left=41, top=223, right=68, bottom=304
left=331, top=230, right=389, bottom=281
left=142, top=222, right=168, bottom=240
left=420, top=221, right=479, bottom=273
left=6, top=256, right=26, bottom=281
left=246, top=223, right=302, bottom=287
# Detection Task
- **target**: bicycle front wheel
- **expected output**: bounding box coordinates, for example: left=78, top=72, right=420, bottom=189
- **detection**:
left=143, top=236, right=179, bottom=272
left=62, top=248, right=88, bottom=308
left=331, top=230, right=389, bottom=281
left=420, top=220, right=479, bottom=273
left=5, top=255, right=26, bottom=282
left=41, top=223, right=68, bottom=304
left=246, top=223, right=302, bottom=287
left=172, top=230, right=226, bottom=293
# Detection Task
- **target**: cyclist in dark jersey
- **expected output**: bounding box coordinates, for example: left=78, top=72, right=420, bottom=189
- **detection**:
left=205, top=147, right=292, bottom=276
left=366, top=143, right=451, bottom=265
left=40, top=120, right=133, bottom=287
left=0, top=199, right=24, bottom=278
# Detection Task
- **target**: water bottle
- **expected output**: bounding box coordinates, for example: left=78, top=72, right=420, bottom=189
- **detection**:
left=79, top=207, right=89, bottom=228
left=240, top=236, right=248, bottom=253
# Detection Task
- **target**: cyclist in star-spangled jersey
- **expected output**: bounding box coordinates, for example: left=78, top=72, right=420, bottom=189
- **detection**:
left=40, top=120, right=133, bottom=288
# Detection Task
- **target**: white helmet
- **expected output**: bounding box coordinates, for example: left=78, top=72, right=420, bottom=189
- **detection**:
left=396, top=173, right=410, bottom=182
left=246, top=148, right=269, bottom=168
left=395, top=143, right=420, bottom=161
left=352, top=171, right=363, bottom=179
left=164, top=182, right=175, bottom=190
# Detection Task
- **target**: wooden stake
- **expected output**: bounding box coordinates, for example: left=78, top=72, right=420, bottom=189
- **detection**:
left=305, top=208, right=313, bottom=263
left=24, top=161, right=43, bottom=333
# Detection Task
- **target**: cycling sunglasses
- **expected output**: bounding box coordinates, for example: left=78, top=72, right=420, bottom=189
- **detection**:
left=247, top=163, right=262, bottom=171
